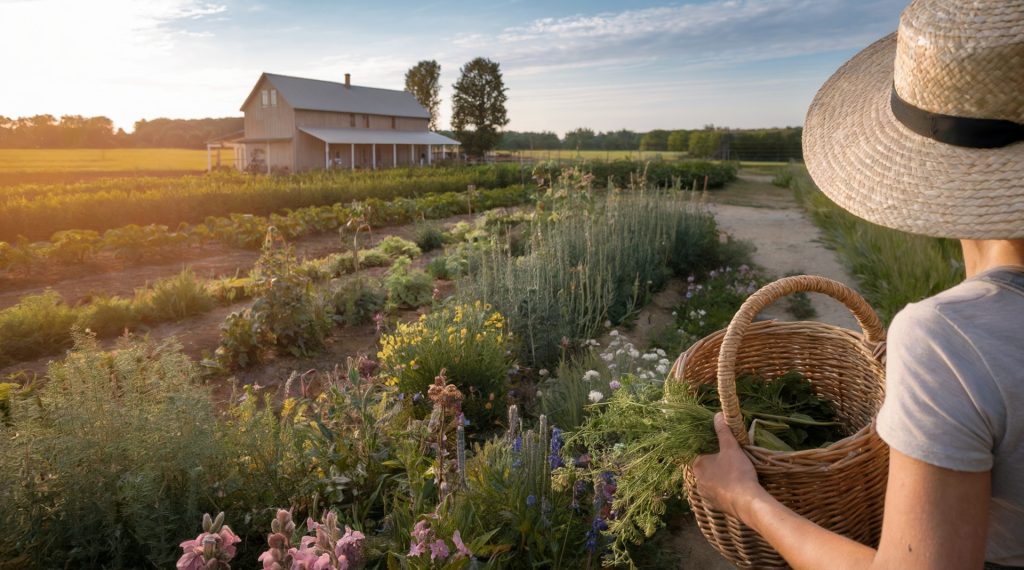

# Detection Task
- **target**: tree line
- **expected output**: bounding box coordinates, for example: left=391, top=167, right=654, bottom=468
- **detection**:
left=0, top=115, right=243, bottom=149
left=495, top=126, right=803, bottom=162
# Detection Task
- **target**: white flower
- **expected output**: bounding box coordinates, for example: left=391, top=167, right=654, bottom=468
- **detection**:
left=539, top=369, right=549, bottom=377
left=659, top=358, right=671, bottom=366
left=609, top=330, right=620, bottom=337
left=656, top=349, right=666, bottom=357
left=604, top=320, right=612, bottom=328
left=601, top=352, right=615, bottom=362
left=655, top=364, right=669, bottom=375
left=536, top=390, right=543, bottom=397
left=588, top=390, right=604, bottom=403
left=628, top=349, right=640, bottom=359
left=642, top=353, right=659, bottom=362
left=583, top=370, right=601, bottom=382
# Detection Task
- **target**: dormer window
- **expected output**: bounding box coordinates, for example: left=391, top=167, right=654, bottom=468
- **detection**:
left=260, top=88, right=278, bottom=108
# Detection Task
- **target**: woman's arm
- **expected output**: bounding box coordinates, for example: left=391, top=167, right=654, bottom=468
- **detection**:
left=692, top=413, right=991, bottom=570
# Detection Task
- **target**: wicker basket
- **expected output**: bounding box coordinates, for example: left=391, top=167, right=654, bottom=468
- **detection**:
left=667, top=275, right=889, bottom=569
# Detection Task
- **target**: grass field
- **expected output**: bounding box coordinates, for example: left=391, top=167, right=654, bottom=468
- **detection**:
left=498, top=149, right=689, bottom=162
left=0, top=148, right=231, bottom=174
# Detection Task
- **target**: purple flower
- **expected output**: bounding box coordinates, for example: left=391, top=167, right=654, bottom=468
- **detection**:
left=408, top=541, right=427, bottom=557
left=512, top=435, right=522, bottom=454
left=548, top=427, right=565, bottom=469
left=526, top=494, right=537, bottom=507
left=430, top=539, right=450, bottom=560
left=608, top=379, right=621, bottom=390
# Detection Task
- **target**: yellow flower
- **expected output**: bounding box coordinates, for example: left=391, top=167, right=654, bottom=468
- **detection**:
left=460, top=328, right=468, bottom=338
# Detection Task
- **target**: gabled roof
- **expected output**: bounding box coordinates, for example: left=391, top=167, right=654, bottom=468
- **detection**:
left=241, top=72, right=430, bottom=119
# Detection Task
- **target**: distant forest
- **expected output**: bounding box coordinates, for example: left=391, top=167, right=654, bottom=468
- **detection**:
left=0, top=114, right=801, bottom=161
left=0, top=115, right=243, bottom=149
left=497, top=126, right=803, bottom=162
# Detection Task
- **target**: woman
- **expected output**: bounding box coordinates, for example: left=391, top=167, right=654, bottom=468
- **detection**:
left=692, top=1, right=1024, bottom=568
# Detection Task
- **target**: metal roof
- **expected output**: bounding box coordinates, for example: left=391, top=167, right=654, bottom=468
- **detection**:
left=243, top=73, right=431, bottom=119
left=299, top=127, right=460, bottom=145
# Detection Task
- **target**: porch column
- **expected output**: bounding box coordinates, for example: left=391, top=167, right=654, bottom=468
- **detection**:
left=427, top=145, right=432, bottom=165
left=266, top=141, right=270, bottom=174
left=442, top=145, right=446, bottom=160
left=393, top=143, right=397, bottom=168
left=324, top=141, right=329, bottom=170
left=372, top=144, right=376, bottom=170
left=350, top=143, right=355, bottom=171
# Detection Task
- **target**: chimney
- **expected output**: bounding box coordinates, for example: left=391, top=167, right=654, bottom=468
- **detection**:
left=344, top=73, right=351, bottom=88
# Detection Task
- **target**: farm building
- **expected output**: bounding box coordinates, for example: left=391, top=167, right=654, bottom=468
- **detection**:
left=211, top=72, right=460, bottom=173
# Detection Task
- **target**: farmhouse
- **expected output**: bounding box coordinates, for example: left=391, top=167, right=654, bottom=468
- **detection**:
left=216, top=72, right=460, bottom=173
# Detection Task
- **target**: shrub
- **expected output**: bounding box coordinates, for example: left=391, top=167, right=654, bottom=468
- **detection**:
left=378, top=302, right=511, bottom=428
left=76, top=295, right=140, bottom=337
left=331, top=279, right=387, bottom=326
left=383, top=256, right=434, bottom=309
left=216, top=233, right=333, bottom=368
left=0, top=334, right=219, bottom=568
left=135, top=267, right=216, bottom=323
left=377, top=235, right=422, bottom=259
left=358, top=248, right=392, bottom=268
left=412, top=221, right=445, bottom=252
left=0, top=290, right=78, bottom=367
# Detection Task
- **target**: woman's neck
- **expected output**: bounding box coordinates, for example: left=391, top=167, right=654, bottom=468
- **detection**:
left=960, top=239, right=1024, bottom=278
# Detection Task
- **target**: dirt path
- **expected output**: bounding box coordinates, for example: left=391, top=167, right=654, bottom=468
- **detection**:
left=704, top=173, right=859, bottom=330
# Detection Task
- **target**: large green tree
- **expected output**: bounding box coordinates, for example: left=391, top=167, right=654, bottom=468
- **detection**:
left=451, top=57, right=509, bottom=157
left=404, top=60, right=442, bottom=130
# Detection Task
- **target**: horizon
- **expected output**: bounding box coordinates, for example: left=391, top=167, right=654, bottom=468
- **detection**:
left=1, top=0, right=905, bottom=136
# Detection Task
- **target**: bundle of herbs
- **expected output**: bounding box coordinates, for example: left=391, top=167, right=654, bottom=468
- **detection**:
left=564, top=369, right=846, bottom=567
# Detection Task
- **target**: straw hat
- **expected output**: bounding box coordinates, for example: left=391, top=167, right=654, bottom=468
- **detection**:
left=803, top=0, right=1024, bottom=239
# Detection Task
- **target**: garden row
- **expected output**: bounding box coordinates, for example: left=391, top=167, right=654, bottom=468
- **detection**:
left=0, top=174, right=758, bottom=569
left=0, top=184, right=531, bottom=278
left=0, top=160, right=736, bottom=242
left=780, top=165, right=964, bottom=323
left=0, top=206, right=522, bottom=369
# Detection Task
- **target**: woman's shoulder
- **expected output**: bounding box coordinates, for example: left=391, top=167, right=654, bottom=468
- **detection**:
left=892, top=270, right=1022, bottom=338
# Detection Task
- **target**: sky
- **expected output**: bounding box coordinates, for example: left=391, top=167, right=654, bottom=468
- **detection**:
left=0, top=0, right=907, bottom=135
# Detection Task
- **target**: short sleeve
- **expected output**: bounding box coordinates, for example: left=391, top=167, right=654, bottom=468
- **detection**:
left=876, top=302, right=998, bottom=472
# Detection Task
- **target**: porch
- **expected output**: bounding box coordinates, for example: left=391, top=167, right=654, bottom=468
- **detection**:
left=298, top=127, right=461, bottom=171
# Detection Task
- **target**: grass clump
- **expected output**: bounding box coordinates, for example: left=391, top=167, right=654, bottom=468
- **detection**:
left=135, top=267, right=216, bottom=323
left=0, top=290, right=78, bottom=367
left=412, top=221, right=445, bottom=252
left=788, top=165, right=963, bottom=323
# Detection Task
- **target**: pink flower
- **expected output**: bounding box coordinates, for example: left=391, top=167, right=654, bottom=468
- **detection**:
left=288, top=546, right=320, bottom=570
left=408, top=541, right=427, bottom=557
left=335, top=526, right=365, bottom=566
left=411, top=519, right=431, bottom=543
left=429, top=539, right=449, bottom=560
left=218, top=525, right=241, bottom=559
left=176, top=539, right=204, bottom=570
left=452, top=530, right=472, bottom=558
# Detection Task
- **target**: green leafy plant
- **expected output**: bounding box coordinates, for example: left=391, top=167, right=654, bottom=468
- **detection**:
left=412, top=220, right=445, bottom=252
left=383, top=256, right=434, bottom=310
left=376, top=235, right=422, bottom=259
left=135, top=267, right=216, bottom=323
left=330, top=278, right=387, bottom=326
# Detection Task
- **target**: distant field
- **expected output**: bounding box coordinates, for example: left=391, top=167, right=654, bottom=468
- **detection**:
left=0, top=148, right=231, bottom=173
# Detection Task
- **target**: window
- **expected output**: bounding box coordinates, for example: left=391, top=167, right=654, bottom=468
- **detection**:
left=260, top=89, right=269, bottom=107
left=270, top=89, right=277, bottom=106
left=391, top=117, right=396, bottom=129
left=350, top=113, right=355, bottom=127
left=363, top=115, right=369, bottom=128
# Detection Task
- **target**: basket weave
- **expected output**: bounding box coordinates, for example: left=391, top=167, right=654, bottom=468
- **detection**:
left=667, top=275, right=889, bottom=568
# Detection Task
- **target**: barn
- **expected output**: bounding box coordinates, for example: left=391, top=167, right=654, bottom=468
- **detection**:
left=215, top=72, right=460, bottom=173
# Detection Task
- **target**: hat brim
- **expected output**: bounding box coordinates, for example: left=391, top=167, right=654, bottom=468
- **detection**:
left=803, top=33, right=1024, bottom=240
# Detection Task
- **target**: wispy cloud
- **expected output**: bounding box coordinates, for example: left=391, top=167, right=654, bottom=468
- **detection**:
left=452, top=0, right=897, bottom=74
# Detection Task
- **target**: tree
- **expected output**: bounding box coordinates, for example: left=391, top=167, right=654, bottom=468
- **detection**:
left=667, top=130, right=690, bottom=152
left=451, top=57, right=508, bottom=157
left=404, top=60, right=442, bottom=130
left=639, top=129, right=670, bottom=151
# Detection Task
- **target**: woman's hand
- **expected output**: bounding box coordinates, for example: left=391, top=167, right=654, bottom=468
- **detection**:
left=691, top=412, right=767, bottom=522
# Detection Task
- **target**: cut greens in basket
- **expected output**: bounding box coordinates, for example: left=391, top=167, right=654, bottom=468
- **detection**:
left=563, top=369, right=847, bottom=566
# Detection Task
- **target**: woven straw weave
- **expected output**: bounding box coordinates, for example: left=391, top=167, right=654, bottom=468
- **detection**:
left=667, top=275, right=889, bottom=568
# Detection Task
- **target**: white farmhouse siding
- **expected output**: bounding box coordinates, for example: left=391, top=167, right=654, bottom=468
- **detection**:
left=225, top=72, right=459, bottom=173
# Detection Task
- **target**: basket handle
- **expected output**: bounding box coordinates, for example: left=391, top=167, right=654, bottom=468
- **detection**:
left=716, top=275, right=885, bottom=445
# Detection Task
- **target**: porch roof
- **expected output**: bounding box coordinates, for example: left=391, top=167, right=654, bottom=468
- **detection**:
left=298, top=127, right=460, bottom=146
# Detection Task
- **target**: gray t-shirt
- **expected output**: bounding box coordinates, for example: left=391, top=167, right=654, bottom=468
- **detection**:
left=877, top=267, right=1024, bottom=565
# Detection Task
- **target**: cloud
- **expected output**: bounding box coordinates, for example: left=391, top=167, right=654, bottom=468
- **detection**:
left=452, top=0, right=899, bottom=75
